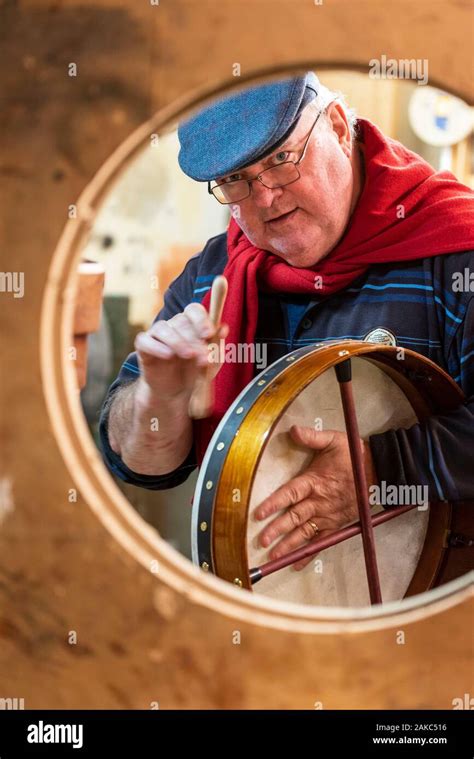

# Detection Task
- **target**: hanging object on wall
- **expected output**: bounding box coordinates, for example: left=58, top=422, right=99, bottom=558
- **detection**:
left=409, top=86, right=473, bottom=147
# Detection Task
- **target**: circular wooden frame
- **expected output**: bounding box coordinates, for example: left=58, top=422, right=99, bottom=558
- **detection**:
left=40, top=66, right=473, bottom=636
left=193, top=342, right=463, bottom=593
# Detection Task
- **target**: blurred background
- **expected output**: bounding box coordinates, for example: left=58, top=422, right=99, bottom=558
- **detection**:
left=76, top=71, right=474, bottom=562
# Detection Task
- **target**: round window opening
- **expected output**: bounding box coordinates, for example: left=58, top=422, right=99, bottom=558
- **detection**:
left=40, top=67, right=474, bottom=633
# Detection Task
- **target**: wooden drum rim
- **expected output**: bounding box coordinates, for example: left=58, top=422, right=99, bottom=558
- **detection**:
left=197, top=341, right=464, bottom=594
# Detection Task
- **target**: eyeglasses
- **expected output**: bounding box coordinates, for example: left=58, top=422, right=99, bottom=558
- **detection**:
left=208, top=108, right=324, bottom=205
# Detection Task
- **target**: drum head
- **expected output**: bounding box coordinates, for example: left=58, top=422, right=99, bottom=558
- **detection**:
left=192, top=342, right=460, bottom=608
left=246, top=358, right=429, bottom=607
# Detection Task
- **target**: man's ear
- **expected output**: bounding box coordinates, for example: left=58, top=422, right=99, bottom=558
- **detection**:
left=326, top=102, right=352, bottom=157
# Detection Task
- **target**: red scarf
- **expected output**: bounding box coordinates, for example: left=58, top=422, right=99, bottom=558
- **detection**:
left=194, top=117, right=474, bottom=463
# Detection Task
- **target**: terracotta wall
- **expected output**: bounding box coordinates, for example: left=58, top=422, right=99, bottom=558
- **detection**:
left=1, top=0, right=473, bottom=709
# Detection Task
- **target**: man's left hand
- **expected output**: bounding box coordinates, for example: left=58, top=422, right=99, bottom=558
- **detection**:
left=254, top=425, right=378, bottom=571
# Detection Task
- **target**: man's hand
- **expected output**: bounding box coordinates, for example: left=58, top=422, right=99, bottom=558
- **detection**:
left=110, top=303, right=229, bottom=475
left=254, top=425, right=378, bottom=570
left=134, top=303, right=229, bottom=403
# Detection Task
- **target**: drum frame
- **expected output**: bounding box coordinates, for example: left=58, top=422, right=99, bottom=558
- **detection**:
left=193, top=341, right=463, bottom=597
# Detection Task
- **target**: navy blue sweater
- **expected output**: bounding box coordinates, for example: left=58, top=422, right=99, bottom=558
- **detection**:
left=99, top=233, right=474, bottom=501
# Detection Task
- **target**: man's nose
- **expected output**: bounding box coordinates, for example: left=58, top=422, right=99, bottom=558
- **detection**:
left=250, top=179, right=284, bottom=208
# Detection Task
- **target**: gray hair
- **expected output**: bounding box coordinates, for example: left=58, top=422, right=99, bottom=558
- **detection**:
left=311, top=84, right=358, bottom=140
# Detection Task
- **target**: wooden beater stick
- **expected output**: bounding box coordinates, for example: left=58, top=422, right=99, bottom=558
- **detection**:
left=335, top=359, right=383, bottom=605
left=188, top=275, right=228, bottom=419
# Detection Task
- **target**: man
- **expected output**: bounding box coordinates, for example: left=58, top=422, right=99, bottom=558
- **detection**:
left=100, top=72, right=474, bottom=570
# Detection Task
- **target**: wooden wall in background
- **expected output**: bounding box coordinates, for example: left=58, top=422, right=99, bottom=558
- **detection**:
left=1, top=0, right=473, bottom=709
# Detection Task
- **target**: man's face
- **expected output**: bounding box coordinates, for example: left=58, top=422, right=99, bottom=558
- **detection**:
left=216, top=101, right=361, bottom=268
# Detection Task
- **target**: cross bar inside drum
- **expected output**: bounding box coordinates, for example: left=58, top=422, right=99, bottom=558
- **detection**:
left=249, top=504, right=416, bottom=585
left=335, top=358, right=383, bottom=604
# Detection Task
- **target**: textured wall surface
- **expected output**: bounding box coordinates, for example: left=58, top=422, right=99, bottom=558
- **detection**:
left=1, top=0, right=473, bottom=709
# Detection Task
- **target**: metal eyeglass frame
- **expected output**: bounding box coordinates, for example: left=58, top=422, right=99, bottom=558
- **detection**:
left=207, top=107, right=325, bottom=204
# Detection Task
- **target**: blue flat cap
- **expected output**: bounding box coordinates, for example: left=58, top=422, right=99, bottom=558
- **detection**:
left=177, top=72, right=320, bottom=181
